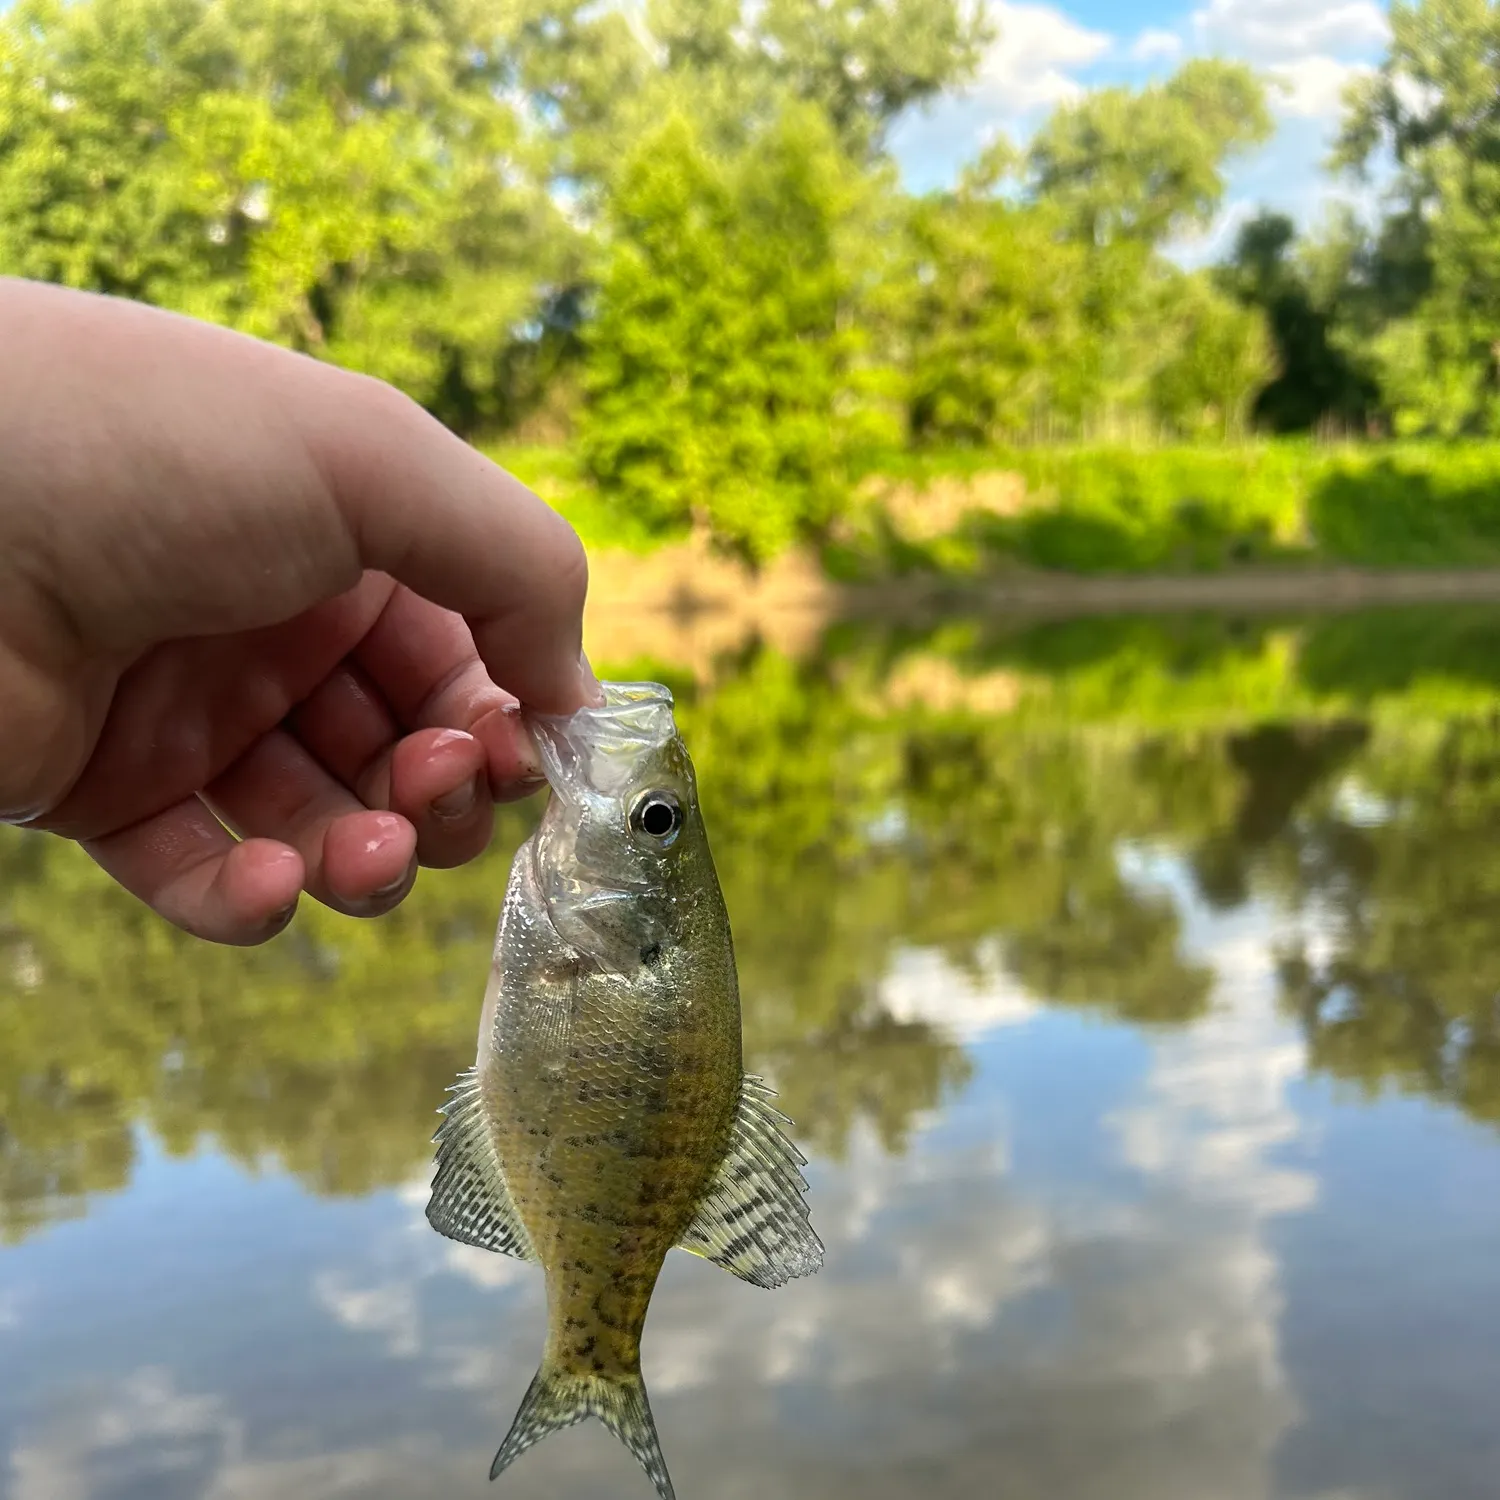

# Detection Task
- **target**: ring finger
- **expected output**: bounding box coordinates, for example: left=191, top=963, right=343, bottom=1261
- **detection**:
left=204, top=726, right=418, bottom=917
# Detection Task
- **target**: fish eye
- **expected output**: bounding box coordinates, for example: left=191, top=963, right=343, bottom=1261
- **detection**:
left=630, top=790, right=683, bottom=846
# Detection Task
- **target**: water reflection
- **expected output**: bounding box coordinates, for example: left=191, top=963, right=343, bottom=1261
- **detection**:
left=4, top=604, right=1500, bottom=1497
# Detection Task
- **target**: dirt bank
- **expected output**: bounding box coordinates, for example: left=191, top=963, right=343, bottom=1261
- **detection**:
left=581, top=537, right=1500, bottom=674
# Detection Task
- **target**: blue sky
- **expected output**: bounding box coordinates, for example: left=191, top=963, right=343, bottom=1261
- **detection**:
left=887, top=0, right=1392, bottom=262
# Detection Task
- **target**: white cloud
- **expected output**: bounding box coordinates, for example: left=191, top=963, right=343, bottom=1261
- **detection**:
left=206, top=1448, right=414, bottom=1500
left=979, top=1, right=1112, bottom=113
left=1271, top=56, right=1373, bottom=119
left=316, top=1172, right=533, bottom=1368
left=1392, top=70, right=1442, bottom=122
left=10, top=1369, right=242, bottom=1500
left=1191, top=0, right=1389, bottom=65
left=1113, top=880, right=1327, bottom=1217
left=887, top=1, right=1111, bottom=191
left=313, top=1273, right=423, bottom=1359
left=0, top=1288, right=23, bottom=1331
left=1131, top=27, right=1186, bottom=62
left=1112, top=935, right=1320, bottom=1219
left=878, top=940, right=1040, bottom=1041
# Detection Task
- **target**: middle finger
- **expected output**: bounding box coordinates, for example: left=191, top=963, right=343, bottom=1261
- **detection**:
left=287, top=660, right=501, bottom=869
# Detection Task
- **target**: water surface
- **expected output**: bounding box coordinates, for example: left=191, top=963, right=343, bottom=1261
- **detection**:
left=3, top=605, right=1500, bottom=1500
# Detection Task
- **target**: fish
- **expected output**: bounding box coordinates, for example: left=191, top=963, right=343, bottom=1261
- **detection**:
left=425, top=680, right=823, bottom=1499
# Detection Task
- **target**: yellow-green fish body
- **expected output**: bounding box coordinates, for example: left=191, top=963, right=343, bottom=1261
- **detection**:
left=426, top=682, right=822, bottom=1499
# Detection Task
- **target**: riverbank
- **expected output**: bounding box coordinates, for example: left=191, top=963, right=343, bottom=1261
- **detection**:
left=576, top=526, right=1500, bottom=680
left=490, top=440, right=1500, bottom=594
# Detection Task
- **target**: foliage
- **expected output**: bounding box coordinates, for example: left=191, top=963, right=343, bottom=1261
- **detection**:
left=0, top=0, right=576, bottom=429
left=1332, top=0, right=1500, bottom=437
left=1025, top=58, right=1270, bottom=250
left=1217, top=210, right=1379, bottom=433
left=499, top=433, right=1500, bottom=584
left=1147, top=271, right=1276, bottom=440
left=832, top=440, right=1500, bottom=578
left=0, top=0, right=985, bottom=468
left=10, top=0, right=1500, bottom=552
left=902, top=62, right=1276, bottom=448
left=647, top=0, right=993, bottom=156
left=903, top=188, right=1090, bottom=444
left=576, top=103, right=900, bottom=560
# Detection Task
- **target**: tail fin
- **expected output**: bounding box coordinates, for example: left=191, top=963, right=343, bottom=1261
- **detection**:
left=490, top=1360, right=675, bottom=1500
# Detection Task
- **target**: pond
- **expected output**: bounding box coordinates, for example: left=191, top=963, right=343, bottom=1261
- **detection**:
left=3, top=603, right=1500, bottom=1500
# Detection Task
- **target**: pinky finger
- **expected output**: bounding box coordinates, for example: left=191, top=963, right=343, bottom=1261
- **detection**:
left=81, top=797, right=306, bottom=946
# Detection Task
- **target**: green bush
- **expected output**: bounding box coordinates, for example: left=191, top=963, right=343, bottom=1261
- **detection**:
left=1309, top=445, right=1500, bottom=566
left=576, top=103, right=900, bottom=562
left=841, top=441, right=1500, bottom=576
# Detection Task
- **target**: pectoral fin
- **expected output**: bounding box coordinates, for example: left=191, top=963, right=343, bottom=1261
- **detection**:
left=675, top=1075, right=823, bottom=1289
left=426, top=1068, right=537, bottom=1261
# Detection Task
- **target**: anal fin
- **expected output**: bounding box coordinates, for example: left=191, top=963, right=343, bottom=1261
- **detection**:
left=426, top=1067, right=536, bottom=1261
left=675, top=1075, right=823, bottom=1289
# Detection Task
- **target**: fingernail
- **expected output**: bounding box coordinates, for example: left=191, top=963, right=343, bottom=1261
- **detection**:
left=266, top=901, right=298, bottom=933
left=431, top=773, right=482, bottom=822
left=496, top=701, right=545, bottom=782
left=369, top=866, right=415, bottom=901
left=579, top=649, right=606, bottom=708
left=494, top=776, right=548, bottom=807
left=363, top=812, right=406, bottom=854
left=430, top=728, right=477, bottom=752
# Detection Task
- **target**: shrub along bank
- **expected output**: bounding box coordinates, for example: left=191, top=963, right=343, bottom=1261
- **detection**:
left=491, top=441, right=1500, bottom=581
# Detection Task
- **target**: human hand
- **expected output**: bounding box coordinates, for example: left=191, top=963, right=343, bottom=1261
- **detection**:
left=0, top=277, right=600, bottom=944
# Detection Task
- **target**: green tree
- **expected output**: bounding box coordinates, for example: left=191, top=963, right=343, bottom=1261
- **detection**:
left=1149, top=269, right=1275, bottom=439
left=1268, top=717, right=1500, bottom=1126
left=1021, top=60, right=1274, bottom=437
left=905, top=61, right=1275, bottom=446
left=578, top=103, right=901, bottom=560
left=905, top=171, right=1091, bottom=444
left=1335, top=0, right=1500, bottom=435
left=1028, top=60, right=1273, bottom=251
left=1217, top=209, right=1378, bottom=432
left=0, top=0, right=575, bottom=431
left=754, top=0, right=992, bottom=152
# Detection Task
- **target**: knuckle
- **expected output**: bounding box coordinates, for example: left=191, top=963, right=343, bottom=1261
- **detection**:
left=346, top=369, right=423, bottom=426
left=0, top=663, right=83, bottom=831
left=548, top=518, right=591, bottom=619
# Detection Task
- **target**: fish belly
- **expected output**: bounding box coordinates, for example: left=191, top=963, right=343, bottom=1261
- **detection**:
left=488, top=965, right=739, bottom=1354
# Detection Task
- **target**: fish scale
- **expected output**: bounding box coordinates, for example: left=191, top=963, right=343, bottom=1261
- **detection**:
left=426, top=681, right=823, bottom=1499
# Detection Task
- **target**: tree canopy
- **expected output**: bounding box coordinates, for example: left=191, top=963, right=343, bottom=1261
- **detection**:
left=3, top=0, right=1499, bottom=538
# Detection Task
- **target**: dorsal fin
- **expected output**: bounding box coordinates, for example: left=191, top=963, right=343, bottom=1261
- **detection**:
left=675, top=1075, right=823, bottom=1289
left=425, top=1068, right=537, bottom=1260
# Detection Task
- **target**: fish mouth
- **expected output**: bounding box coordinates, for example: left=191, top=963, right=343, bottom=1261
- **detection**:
left=525, top=682, right=678, bottom=801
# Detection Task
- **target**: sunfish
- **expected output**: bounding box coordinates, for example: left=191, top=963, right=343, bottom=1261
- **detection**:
left=425, top=681, right=822, bottom=1499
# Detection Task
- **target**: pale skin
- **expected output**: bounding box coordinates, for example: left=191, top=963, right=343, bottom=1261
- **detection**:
left=0, top=276, right=602, bottom=945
